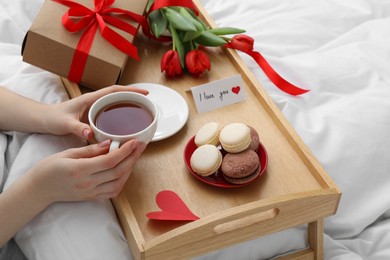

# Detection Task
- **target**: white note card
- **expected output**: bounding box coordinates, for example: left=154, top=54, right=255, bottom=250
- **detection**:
left=190, top=74, right=246, bottom=113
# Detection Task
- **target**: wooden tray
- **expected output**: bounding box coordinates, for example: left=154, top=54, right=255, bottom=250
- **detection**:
left=63, top=1, right=341, bottom=259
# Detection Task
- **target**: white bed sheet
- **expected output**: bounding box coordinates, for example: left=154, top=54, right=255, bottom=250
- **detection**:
left=1, top=0, right=390, bottom=259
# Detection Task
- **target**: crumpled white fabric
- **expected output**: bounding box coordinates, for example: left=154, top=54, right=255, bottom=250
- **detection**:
left=2, top=0, right=390, bottom=259
left=200, top=0, right=390, bottom=259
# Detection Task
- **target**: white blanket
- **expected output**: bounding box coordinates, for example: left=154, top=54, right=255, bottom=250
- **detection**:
left=1, top=0, right=390, bottom=259
left=198, top=0, right=390, bottom=259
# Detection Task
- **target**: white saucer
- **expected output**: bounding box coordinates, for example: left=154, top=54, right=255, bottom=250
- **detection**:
left=129, top=83, right=189, bottom=141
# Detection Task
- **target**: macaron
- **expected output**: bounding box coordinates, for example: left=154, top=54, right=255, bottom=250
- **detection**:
left=219, top=123, right=251, bottom=153
left=194, top=122, right=220, bottom=146
left=190, top=144, right=222, bottom=176
left=221, top=149, right=261, bottom=184
left=248, top=126, right=260, bottom=152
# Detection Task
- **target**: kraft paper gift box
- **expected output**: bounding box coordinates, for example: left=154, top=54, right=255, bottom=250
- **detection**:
left=22, top=0, right=148, bottom=90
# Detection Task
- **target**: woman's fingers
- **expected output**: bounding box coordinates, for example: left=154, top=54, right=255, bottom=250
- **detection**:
left=58, top=139, right=146, bottom=200
left=66, top=139, right=144, bottom=178
left=92, top=173, right=131, bottom=199
left=66, top=120, right=93, bottom=140
left=92, top=141, right=146, bottom=182
left=90, top=141, right=147, bottom=198
left=61, top=140, right=111, bottom=159
left=66, top=85, right=149, bottom=140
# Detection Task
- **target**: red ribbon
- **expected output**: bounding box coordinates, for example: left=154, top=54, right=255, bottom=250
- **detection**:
left=52, top=0, right=145, bottom=83
left=248, top=50, right=309, bottom=95
left=226, top=43, right=309, bottom=95
left=148, top=0, right=198, bottom=15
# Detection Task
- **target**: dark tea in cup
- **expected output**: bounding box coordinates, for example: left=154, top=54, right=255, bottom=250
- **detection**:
left=95, top=102, right=153, bottom=135
left=89, top=91, right=158, bottom=149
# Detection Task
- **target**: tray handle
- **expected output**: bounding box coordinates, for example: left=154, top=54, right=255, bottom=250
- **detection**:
left=213, top=208, right=279, bottom=235
left=145, top=190, right=340, bottom=259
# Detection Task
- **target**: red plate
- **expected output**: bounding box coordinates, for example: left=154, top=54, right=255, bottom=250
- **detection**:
left=184, top=136, right=268, bottom=188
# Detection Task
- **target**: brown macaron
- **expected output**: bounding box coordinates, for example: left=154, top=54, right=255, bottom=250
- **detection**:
left=248, top=126, right=260, bottom=152
left=221, top=149, right=260, bottom=184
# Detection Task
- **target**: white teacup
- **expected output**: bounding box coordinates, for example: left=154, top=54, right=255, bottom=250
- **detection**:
left=88, top=91, right=158, bottom=151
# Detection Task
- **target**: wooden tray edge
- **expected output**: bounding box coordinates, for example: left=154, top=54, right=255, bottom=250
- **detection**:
left=112, top=193, right=146, bottom=260
left=142, top=188, right=340, bottom=259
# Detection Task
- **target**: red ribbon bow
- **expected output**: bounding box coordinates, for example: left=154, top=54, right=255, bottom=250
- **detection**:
left=52, top=0, right=145, bottom=83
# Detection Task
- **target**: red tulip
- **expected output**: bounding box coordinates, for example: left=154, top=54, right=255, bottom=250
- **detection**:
left=185, top=50, right=211, bottom=78
left=161, top=50, right=182, bottom=77
left=230, top=34, right=254, bottom=53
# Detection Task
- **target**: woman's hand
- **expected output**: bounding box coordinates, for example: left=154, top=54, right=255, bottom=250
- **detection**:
left=0, top=138, right=146, bottom=246
left=44, top=85, right=148, bottom=140
left=29, top=138, right=146, bottom=202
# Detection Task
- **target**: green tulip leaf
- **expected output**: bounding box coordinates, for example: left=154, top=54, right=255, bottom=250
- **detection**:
left=179, top=7, right=204, bottom=32
left=169, top=24, right=185, bottom=67
left=148, top=10, right=167, bottom=38
left=163, top=8, right=196, bottom=32
left=186, top=8, right=209, bottom=30
left=183, top=40, right=194, bottom=55
left=146, top=0, right=155, bottom=12
left=194, top=31, right=227, bottom=46
left=169, top=6, right=181, bottom=12
left=183, top=31, right=202, bottom=42
left=209, top=27, right=246, bottom=35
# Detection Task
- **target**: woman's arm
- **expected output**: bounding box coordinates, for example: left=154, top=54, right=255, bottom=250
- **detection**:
left=0, top=138, right=146, bottom=247
left=0, top=87, right=49, bottom=133
left=0, top=84, right=148, bottom=246
left=0, top=169, right=50, bottom=247
left=0, top=85, right=148, bottom=138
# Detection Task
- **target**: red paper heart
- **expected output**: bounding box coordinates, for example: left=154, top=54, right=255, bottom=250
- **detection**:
left=146, top=190, right=200, bottom=221
left=232, top=86, right=241, bottom=94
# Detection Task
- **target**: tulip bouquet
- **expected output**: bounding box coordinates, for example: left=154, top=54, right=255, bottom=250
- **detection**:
left=144, top=0, right=309, bottom=95
left=145, top=0, right=250, bottom=78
